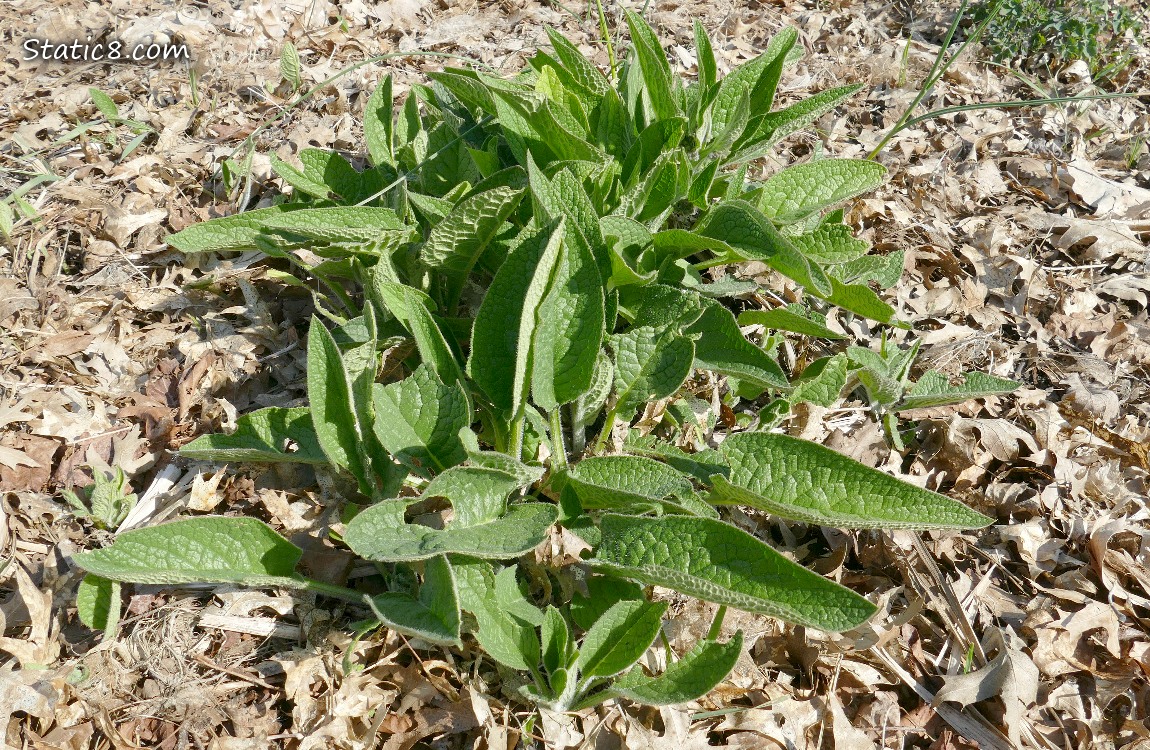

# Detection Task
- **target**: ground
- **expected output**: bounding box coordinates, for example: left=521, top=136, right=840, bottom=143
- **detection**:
left=1, top=0, right=1149, bottom=747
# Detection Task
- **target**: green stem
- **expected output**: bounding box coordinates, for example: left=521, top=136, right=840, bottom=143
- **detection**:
left=593, top=403, right=619, bottom=453
left=707, top=605, right=727, bottom=641
left=594, top=0, right=617, bottom=80
left=291, top=576, right=372, bottom=604
left=550, top=408, right=568, bottom=470
left=899, top=91, right=1150, bottom=131
left=509, top=411, right=526, bottom=461
left=691, top=253, right=734, bottom=272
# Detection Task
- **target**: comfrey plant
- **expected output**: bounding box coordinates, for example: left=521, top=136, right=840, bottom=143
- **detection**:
left=74, top=13, right=1018, bottom=710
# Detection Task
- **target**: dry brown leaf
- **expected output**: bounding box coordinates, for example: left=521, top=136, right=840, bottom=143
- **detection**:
left=932, top=629, right=1039, bottom=748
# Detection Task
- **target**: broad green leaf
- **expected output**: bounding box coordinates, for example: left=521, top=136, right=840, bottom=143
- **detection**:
left=372, top=365, right=470, bottom=476
left=732, top=84, right=863, bottom=161
left=544, top=27, right=612, bottom=97
left=693, top=21, right=717, bottom=93
left=167, top=206, right=305, bottom=253
left=344, top=501, right=557, bottom=562
left=897, top=371, right=1021, bottom=411
left=709, top=28, right=796, bottom=139
left=686, top=299, right=788, bottom=390
left=73, top=517, right=304, bottom=587
left=307, top=317, right=370, bottom=490
left=421, top=465, right=530, bottom=526
left=566, top=455, right=718, bottom=518
left=77, top=574, right=120, bottom=632
left=90, top=88, right=119, bottom=120
left=364, top=74, right=394, bottom=167
left=469, top=219, right=565, bottom=412
left=696, top=200, right=831, bottom=296
left=271, top=154, right=333, bottom=199
left=836, top=250, right=904, bottom=288
left=609, top=633, right=743, bottom=705
left=824, top=276, right=898, bottom=325
left=180, top=407, right=327, bottom=464
left=421, top=186, right=524, bottom=309
left=368, top=554, right=461, bottom=644
left=611, top=326, right=695, bottom=417
left=466, top=451, right=546, bottom=487
left=570, top=575, right=646, bottom=631
left=856, top=365, right=905, bottom=406
left=624, top=438, right=730, bottom=485
left=738, top=307, right=846, bottom=340
left=759, top=160, right=887, bottom=224
left=541, top=606, right=572, bottom=676
left=625, top=284, right=704, bottom=329
left=714, top=432, right=994, bottom=529
left=454, top=557, right=542, bottom=671
left=591, top=514, right=875, bottom=631
left=789, top=221, right=870, bottom=265
left=280, top=41, right=301, bottom=88
left=531, top=216, right=606, bottom=411
left=577, top=599, right=668, bottom=678
left=623, top=10, right=679, bottom=123
left=260, top=206, right=407, bottom=243
left=790, top=354, right=849, bottom=407
left=373, top=277, right=465, bottom=387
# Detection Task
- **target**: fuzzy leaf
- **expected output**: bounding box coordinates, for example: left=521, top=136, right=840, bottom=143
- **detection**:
left=591, top=514, right=875, bottom=631
left=577, top=600, right=668, bottom=678
left=373, top=278, right=465, bottom=387
left=73, top=517, right=303, bottom=587
left=759, top=160, right=887, bottom=224
left=686, top=299, right=788, bottom=390
left=738, top=307, right=846, bottom=340
left=167, top=206, right=305, bottom=253
left=368, top=554, right=461, bottom=645
left=307, top=317, right=370, bottom=489
left=454, top=558, right=543, bottom=672
left=898, top=371, right=1021, bottom=411
left=611, top=326, right=695, bottom=416
left=714, top=432, right=994, bottom=529
left=566, top=455, right=718, bottom=518
left=77, top=574, right=120, bottom=631
left=372, top=365, right=470, bottom=475
left=364, top=74, right=395, bottom=167
left=610, top=633, right=743, bottom=705
left=180, top=407, right=327, bottom=464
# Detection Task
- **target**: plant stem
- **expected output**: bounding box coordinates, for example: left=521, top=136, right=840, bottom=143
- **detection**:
left=509, top=411, right=526, bottom=461
left=707, top=605, right=727, bottom=641
left=593, top=403, right=619, bottom=453
left=292, top=576, right=373, bottom=604
left=550, top=408, right=568, bottom=469
left=594, top=0, right=617, bottom=80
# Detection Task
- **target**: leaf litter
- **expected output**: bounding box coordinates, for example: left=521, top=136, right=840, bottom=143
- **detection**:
left=0, top=0, right=1149, bottom=746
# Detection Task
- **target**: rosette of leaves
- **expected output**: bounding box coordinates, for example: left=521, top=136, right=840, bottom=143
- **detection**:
left=76, top=13, right=1017, bottom=709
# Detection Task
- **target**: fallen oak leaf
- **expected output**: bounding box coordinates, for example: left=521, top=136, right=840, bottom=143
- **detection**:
left=932, top=628, right=1039, bottom=748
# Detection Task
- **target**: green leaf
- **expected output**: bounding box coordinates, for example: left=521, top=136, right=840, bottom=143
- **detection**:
left=732, top=84, right=863, bottom=161
left=570, top=575, right=646, bottom=631
left=544, top=27, right=612, bottom=97
left=759, top=160, right=887, bottom=224
left=307, top=317, right=370, bottom=490
left=623, top=9, right=679, bottom=123
left=713, top=432, right=994, bottom=529
left=696, top=200, right=831, bottom=296
left=365, top=75, right=395, bottom=167
left=280, top=41, right=302, bottom=88
left=738, top=306, right=846, bottom=340
left=180, top=407, right=328, bottom=464
left=611, top=326, right=695, bottom=417
left=591, top=514, right=875, bottom=631
left=541, top=606, right=572, bottom=676
left=897, top=371, right=1021, bottom=411
left=454, top=557, right=542, bottom=671
left=368, top=554, right=461, bottom=645
left=423, top=465, right=532, bottom=526
left=709, top=28, right=795, bottom=140
left=73, top=517, right=303, bottom=586
left=577, top=599, right=668, bottom=678
left=566, top=455, right=718, bottom=518
left=344, top=500, right=557, bottom=562
left=77, top=574, right=120, bottom=632
left=167, top=206, right=305, bottom=253
left=836, top=251, right=904, bottom=288
left=609, top=633, right=743, bottom=705
left=823, top=276, right=898, bottom=325
left=260, top=206, right=407, bottom=243
left=421, top=186, right=524, bottom=309
left=372, top=278, right=465, bottom=387
left=531, top=223, right=605, bottom=411
left=686, top=299, right=788, bottom=390
left=469, top=219, right=565, bottom=412
left=693, top=21, right=717, bottom=93
left=790, top=354, right=849, bottom=407
left=90, top=88, right=119, bottom=120
left=372, top=365, right=470, bottom=476
left=789, top=221, right=870, bottom=265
